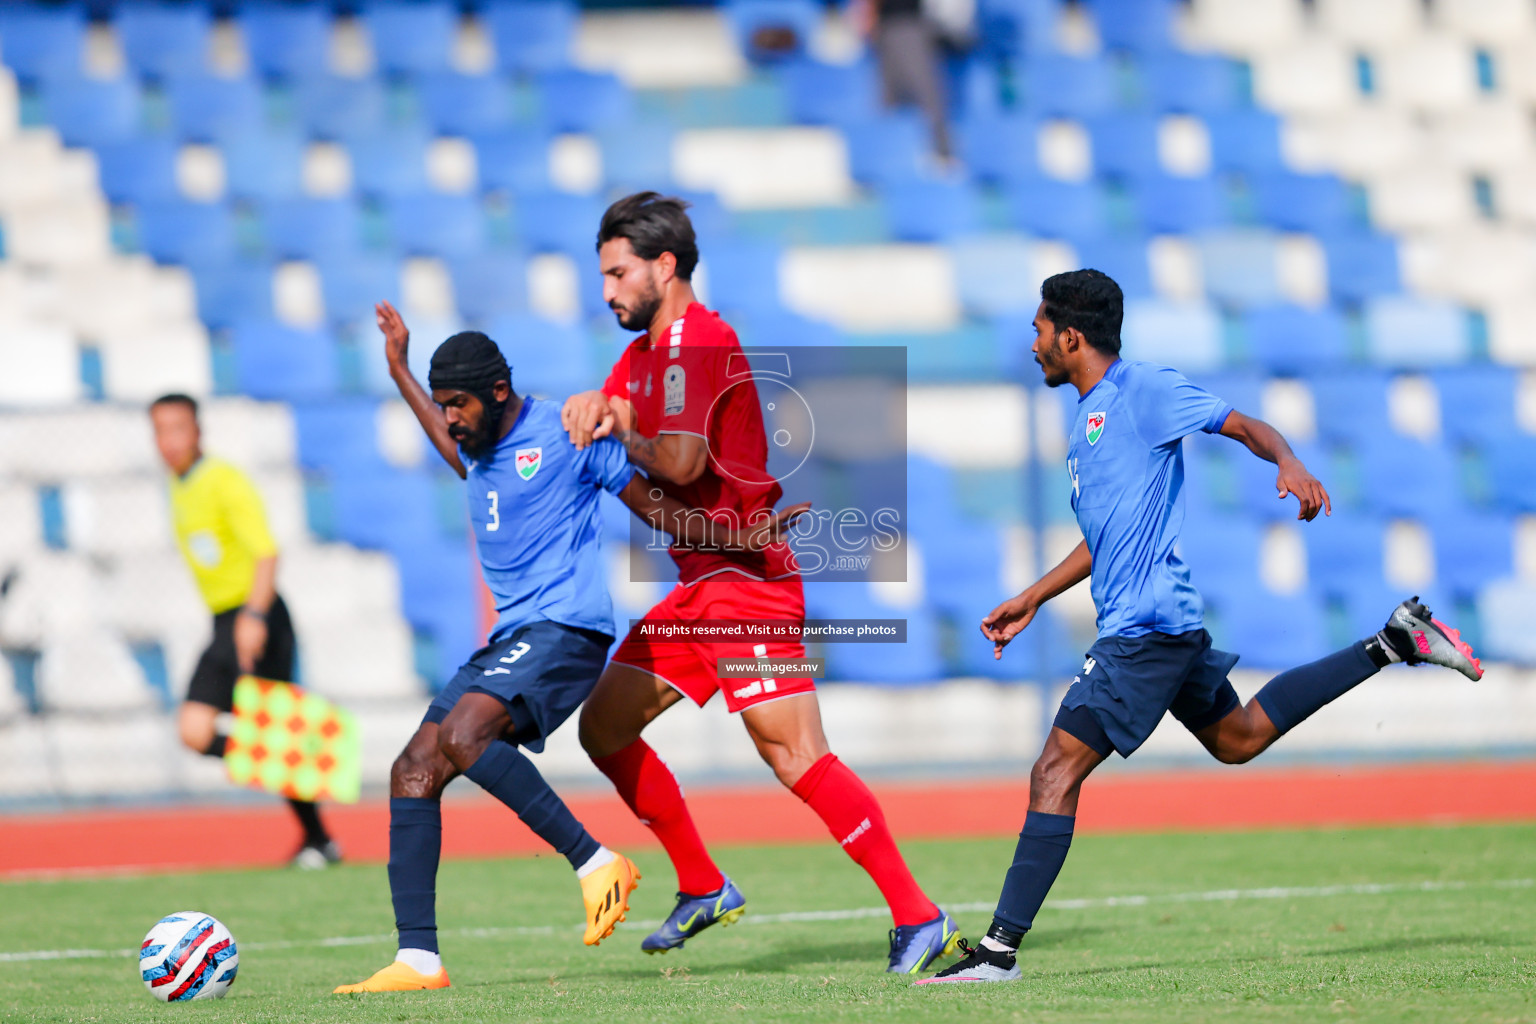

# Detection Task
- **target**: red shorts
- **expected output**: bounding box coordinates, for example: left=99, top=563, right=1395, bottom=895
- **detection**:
left=610, top=577, right=817, bottom=714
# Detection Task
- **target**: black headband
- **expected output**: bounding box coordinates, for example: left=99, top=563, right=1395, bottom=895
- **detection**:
left=428, top=331, right=510, bottom=394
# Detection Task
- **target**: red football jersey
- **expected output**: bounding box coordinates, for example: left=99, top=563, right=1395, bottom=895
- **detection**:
left=602, top=303, right=795, bottom=584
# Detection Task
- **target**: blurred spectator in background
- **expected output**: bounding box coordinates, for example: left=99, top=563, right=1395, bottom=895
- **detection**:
left=855, top=0, right=972, bottom=166
left=148, top=394, right=340, bottom=869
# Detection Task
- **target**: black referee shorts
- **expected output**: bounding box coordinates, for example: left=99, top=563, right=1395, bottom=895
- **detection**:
left=186, top=595, right=296, bottom=712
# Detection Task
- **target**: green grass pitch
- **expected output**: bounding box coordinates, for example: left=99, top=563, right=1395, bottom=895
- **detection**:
left=2, top=823, right=1533, bottom=1023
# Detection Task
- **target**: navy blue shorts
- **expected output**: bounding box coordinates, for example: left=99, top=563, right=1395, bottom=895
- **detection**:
left=1056, top=628, right=1240, bottom=758
left=423, top=620, right=612, bottom=754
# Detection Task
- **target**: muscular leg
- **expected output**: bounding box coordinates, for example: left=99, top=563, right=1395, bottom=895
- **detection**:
left=439, top=693, right=604, bottom=870
left=742, top=694, right=938, bottom=927
left=580, top=664, right=724, bottom=894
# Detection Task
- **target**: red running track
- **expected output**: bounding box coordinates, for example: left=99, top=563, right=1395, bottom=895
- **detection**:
left=3, top=761, right=1534, bottom=878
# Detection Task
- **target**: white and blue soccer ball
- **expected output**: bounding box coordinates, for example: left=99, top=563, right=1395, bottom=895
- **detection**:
left=139, top=912, right=239, bottom=1001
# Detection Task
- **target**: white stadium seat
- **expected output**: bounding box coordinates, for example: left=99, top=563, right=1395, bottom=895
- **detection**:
left=1492, top=165, right=1536, bottom=224
left=1314, top=0, right=1425, bottom=44
left=0, top=485, right=44, bottom=565
left=279, top=544, right=403, bottom=624
left=0, top=552, right=105, bottom=646
left=1400, top=227, right=1536, bottom=305
left=1251, top=40, right=1359, bottom=115
left=573, top=9, right=746, bottom=88
left=201, top=398, right=300, bottom=469
left=102, top=551, right=208, bottom=641
left=1373, top=35, right=1479, bottom=111
left=250, top=468, right=312, bottom=548
left=98, top=324, right=213, bottom=402
left=1120, top=299, right=1224, bottom=372
left=1487, top=299, right=1536, bottom=365
left=298, top=617, right=421, bottom=701
left=0, top=324, right=81, bottom=406
left=62, top=476, right=172, bottom=555
left=1188, top=0, right=1305, bottom=53
left=44, top=712, right=179, bottom=798
left=673, top=128, right=855, bottom=209
left=1427, top=103, right=1535, bottom=171
left=3, top=196, right=113, bottom=266
left=1495, top=39, right=1536, bottom=102
left=36, top=628, right=158, bottom=714
left=780, top=245, right=959, bottom=331
left=1435, top=0, right=1536, bottom=42
left=1366, top=165, right=1478, bottom=231
left=0, top=720, right=54, bottom=798
left=0, top=406, right=157, bottom=478
left=1282, top=109, right=1429, bottom=178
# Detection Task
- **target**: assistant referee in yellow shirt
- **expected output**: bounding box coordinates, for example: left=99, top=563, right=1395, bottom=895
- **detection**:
left=149, top=393, right=339, bottom=868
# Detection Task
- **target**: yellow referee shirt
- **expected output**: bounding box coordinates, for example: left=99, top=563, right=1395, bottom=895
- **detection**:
left=167, top=456, right=279, bottom=614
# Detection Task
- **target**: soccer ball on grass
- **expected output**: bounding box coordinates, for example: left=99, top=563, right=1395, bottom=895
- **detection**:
left=139, top=911, right=239, bottom=1001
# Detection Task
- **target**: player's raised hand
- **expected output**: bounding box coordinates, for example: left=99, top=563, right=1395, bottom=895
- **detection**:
left=981, top=593, right=1040, bottom=660
left=562, top=390, right=612, bottom=449
left=740, top=501, right=813, bottom=551
left=376, top=301, right=410, bottom=369
left=1275, top=456, right=1331, bottom=522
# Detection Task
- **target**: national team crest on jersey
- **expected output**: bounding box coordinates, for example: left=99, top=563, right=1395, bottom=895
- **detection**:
left=1086, top=412, right=1106, bottom=445
left=515, top=447, right=542, bottom=480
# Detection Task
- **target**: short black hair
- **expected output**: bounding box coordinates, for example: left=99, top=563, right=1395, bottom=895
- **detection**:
left=1040, top=269, right=1123, bottom=356
left=596, top=191, right=699, bottom=280
left=150, top=393, right=199, bottom=417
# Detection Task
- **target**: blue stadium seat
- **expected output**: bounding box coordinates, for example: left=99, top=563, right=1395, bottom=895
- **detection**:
left=365, top=2, right=456, bottom=76
left=957, top=113, right=1040, bottom=184
left=1006, top=177, right=1109, bottom=238
left=1021, top=55, right=1116, bottom=117
left=1198, top=230, right=1283, bottom=308
left=1187, top=371, right=1264, bottom=422
left=1244, top=305, right=1348, bottom=375
left=1365, top=297, right=1470, bottom=368
left=1251, top=172, right=1351, bottom=234
left=1121, top=299, right=1224, bottom=371
left=1085, top=113, right=1159, bottom=178
left=316, top=253, right=400, bottom=325
left=536, top=69, right=632, bottom=134
left=470, top=127, right=553, bottom=193
left=189, top=260, right=274, bottom=329
left=260, top=198, right=363, bottom=260
left=222, top=130, right=306, bottom=202
left=1308, top=370, right=1390, bottom=446
left=844, top=114, right=928, bottom=186
left=329, top=467, right=441, bottom=551
left=486, top=314, right=592, bottom=399
left=515, top=190, right=604, bottom=254
left=446, top=249, right=529, bottom=325
left=136, top=200, right=236, bottom=265
left=725, top=0, right=820, bottom=63
left=1478, top=579, right=1536, bottom=664
left=975, top=0, right=1058, bottom=57
left=1086, top=0, right=1179, bottom=53
left=293, top=75, right=387, bottom=141
left=1428, top=507, right=1513, bottom=599
left=1180, top=517, right=1262, bottom=596
left=883, top=180, right=981, bottom=242
left=1211, top=591, right=1330, bottom=668
left=594, top=119, right=678, bottom=192
left=1320, top=231, right=1399, bottom=303
left=1433, top=365, right=1520, bottom=448
left=386, top=194, right=487, bottom=257
left=731, top=310, right=844, bottom=349
left=957, top=606, right=1080, bottom=681
left=701, top=238, right=783, bottom=318
left=1205, top=110, right=1284, bottom=174
left=165, top=73, right=265, bottom=143
left=240, top=4, right=330, bottom=81
left=115, top=2, right=211, bottom=78
left=1075, top=235, right=1154, bottom=299
left=483, top=0, right=577, bottom=74
left=418, top=72, right=515, bottom=137
left=951, top=235, right=1049, bottom=317
left=1233, top=439, right=1331, bottom=520
left=0, top=6, right=85, bottom=80
left=1132, top=174, right=1227, bottom=233
left=1486, top=436, right=1536, bottom=511
left=916, top=517, right=1001, bottom=621
left=292, top=398, right=390, bottom=473
left=391, top=536, right=483, bottom=684
left=1356, top=436, right=1461, bottom=519
left=1302, top=515, right=1384, bottom=596
left=94, top=138, right=180, bottom=205
left=1139, top=52, right=1241, bottom=112
left=348, top=131, right=431, bottom=199
left=812, top=587, right=946, bottom=684
left=41, top=77, right=142, bottom=147
left=231, top=321, right=341, bottom=401
left=781, top=59, right=881, bottom=126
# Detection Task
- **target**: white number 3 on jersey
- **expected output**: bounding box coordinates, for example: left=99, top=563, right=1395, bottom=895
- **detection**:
left=482, top=641, right=531, bottom=676
left=486, top=490, right=500, bottom=532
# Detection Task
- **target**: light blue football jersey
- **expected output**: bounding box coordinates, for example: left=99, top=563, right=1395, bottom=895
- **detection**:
left=1065, top=359, right=1233, bottom=639
left=465, top=398, right=636, bottom=641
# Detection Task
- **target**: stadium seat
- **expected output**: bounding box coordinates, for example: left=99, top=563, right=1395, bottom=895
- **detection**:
left=136, top=200, right=236, bottom=266
left=781, top=59, right=881, bottom=126
left=364, top=2, right=457, bottom=77
left=883, top=180, right=981, bottom=243
left=442, top=249, right=527, bottom=325
left=725, top=0, right=820, bottom=63
left=165, top=73, right=266, bottom=144
left=1088, top=0, right=1180, bottom=53
left=1303, top=515, right=1386, bottom=596
left=1205, top=110, right=1285, bottom=175
left=975, top=0, right=1058, bottom=57
left=1075, top=235, right=1155, bottom=299
left=700, top=238, right=783, bottom=318
left=593, top=119, right=678, bottom=193
left=385, top=194, right=487, bottom=257
left=40, top=77, right=142, bottom=147
left=1086, top=113, right=1160, bottom=178
left=947, top=235, right=1051, bottom=317
left=37, top=631, right=156, bottom=714
left=1232, top=439, right=1332, bottom=520
left=843, top=114, right=928, bottom=187
left=0, top=6, right=85, bottom=80
left=1198, top=230, right=1284, bottom=308
left=230, top=321, right=340, bottom=401
left=515, top=190, right=604, bottom=254
left=1140, top=52, right=1242, bottom=112
left=1121, top=299, right=1224, bottom=371
left=391, top=535, right=482, bottom=684
left=1355, top=435, right=1462, bottom=519
left=240, top=4, right=331, bottom=80
left=222, top=129, right=306, bottom=202
left=1006, top=177, right=1110, bottom=238
left=1485, top=435, right=1536, bottom=511
left=1364, top=296, right=1470, bottom=367
left=292, top=398, right=391, bottom=474
left=483, top=0, right=577, bottom=74
left=1427, top=507, right=1514, bottom=599
left=1251, top=172, right=1352, bottom=235
left=1308, top=370, right=1390, bottom=446
left=536, top=69, right=632, bottom=134
left=0, top=326, right=81, bottom=407
left=316, top=253, right=400, bottom=325
left=470, top=126, right=553, bottom=194
left=115, top=2, right=212, bottom=79
left=329, top=466, right=442, bottom=550
left=301, top=616, right=420, bottom=700
left=958, top=113, right=1041, bottom=184
left=1244, top=304, right=1349, bottom=375
left=1478, top=579, right=1536, bottom=663
left=1132, top=174, right=1227, bottom=233
left=293, top=75, right=388, bottom=142
left=1020, top=55, right=1117, bottom=117
left=418, top=72, right=516, bottom=137
left=1320, top=230, right=1400, bottom=303
left=260, top=198, right=363, bottom=260
left=1433, top=364, right=1520, bottom=448
left=484, top=313, right=591, bottom=399
left=94, top=138, right=181, bottom=206
left=348, top=130, right=431, bottom=199
left=1180, top=516, right=1262, bottom=596
left=1213, top=590, right=1331, bottom=668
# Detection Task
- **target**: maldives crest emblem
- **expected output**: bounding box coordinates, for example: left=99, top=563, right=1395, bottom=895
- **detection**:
left=1086, top=412, right=1106, bottom=446
left=515, top=447, right=542, bottom=480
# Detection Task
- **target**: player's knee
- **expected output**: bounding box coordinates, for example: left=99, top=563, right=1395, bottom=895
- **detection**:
left=436, top=718, right=491, bottom=773
left=1214, top=734, right=1265, bottom=765
left=1028, top=750, right=1079, bottom=804
left=391, top=746, right=444, bottom=798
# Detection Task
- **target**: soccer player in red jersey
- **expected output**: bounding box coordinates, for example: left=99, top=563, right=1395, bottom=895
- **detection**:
left=561, top=193, right=958, bottom=974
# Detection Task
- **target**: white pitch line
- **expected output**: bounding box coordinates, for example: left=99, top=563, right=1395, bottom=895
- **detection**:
left=0, top=877, right=1528, bottom=965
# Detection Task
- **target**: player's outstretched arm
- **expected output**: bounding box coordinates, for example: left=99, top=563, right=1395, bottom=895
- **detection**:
left=377, top=301, right=465, bottom=479
left=616, top=476, right=810, bottom=551
left=1218, top=410, right=1331, bottom=521
left=981, top=540, right=1092, bottom=660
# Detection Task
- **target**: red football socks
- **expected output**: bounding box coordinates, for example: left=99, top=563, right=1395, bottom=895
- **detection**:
left=791, top=754, right=938, bottom=927
left=591, top=739, right=724, bottom=896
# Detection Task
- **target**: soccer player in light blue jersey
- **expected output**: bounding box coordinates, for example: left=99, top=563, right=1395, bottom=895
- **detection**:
left=336, top=303, right=803, bottom=994
left=923, top=270, right=1483, bottom=985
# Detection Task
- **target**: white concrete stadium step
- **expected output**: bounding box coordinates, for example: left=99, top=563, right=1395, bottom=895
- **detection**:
left=673, top=128, right=855, bottom=210
left=574, top=9, right=747, bottom=88
left=279, top=545, right=403, bottom=624
left=779, top=244, right=959, bottom=331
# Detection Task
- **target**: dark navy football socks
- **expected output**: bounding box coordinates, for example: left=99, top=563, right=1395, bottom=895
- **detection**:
left=463, top=741, right=602, bottom=870
left=389, top=796, right=442, bottom=953
left=990, top=810, right=1076, bottom=943
left=1254, top=640, right=1379, bottom=735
